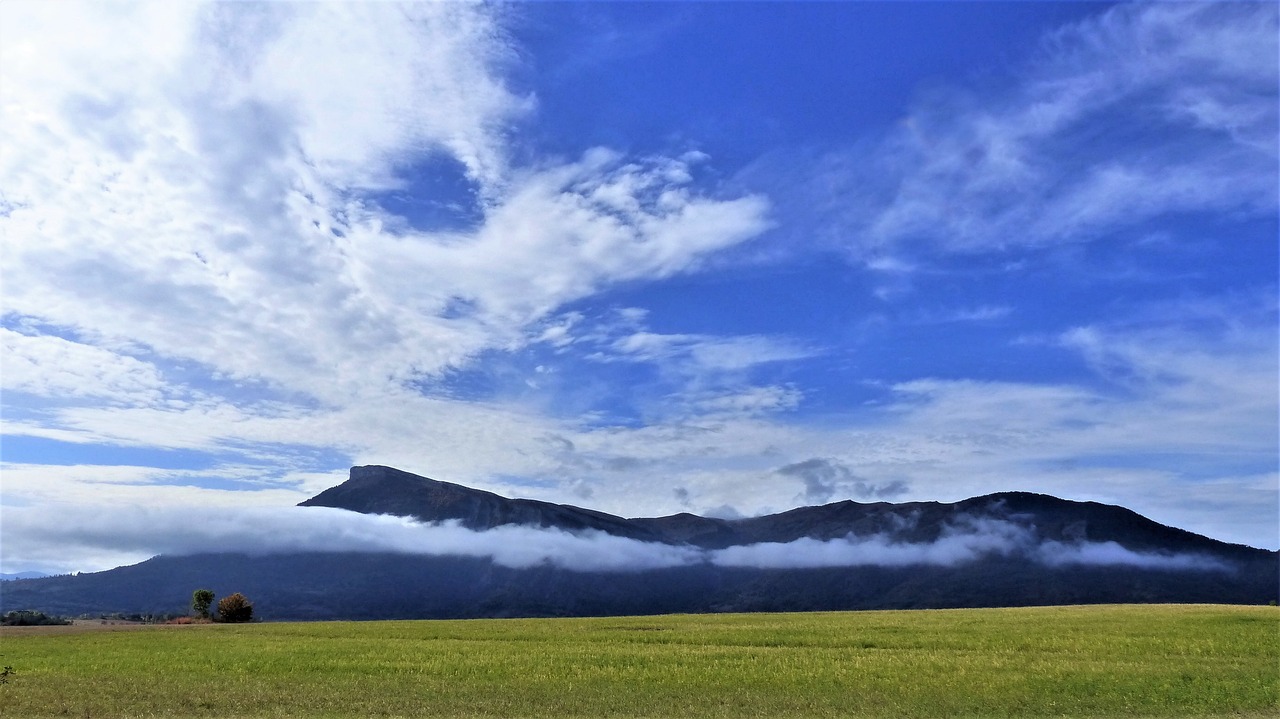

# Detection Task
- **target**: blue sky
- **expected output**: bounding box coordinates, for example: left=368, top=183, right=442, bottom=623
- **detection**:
left=1, top=1, right=1276, bottom=574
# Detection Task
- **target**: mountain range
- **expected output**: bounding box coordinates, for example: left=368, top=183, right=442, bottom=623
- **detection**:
left=3, top=465, right=1275, bottom=620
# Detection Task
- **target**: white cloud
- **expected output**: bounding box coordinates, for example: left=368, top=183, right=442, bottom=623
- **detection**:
left=607, top=331, right=813, bottom=371
left=0, top=1, right=1274, bottom=574
left=0, top=504, right=703, bottom=576
left=710, top=520, right=1231, bottom=573
left=0, top=329, right=169, bottom=404
left=1035, top=540, right=1229, bottom=572
left=711, top=517, right=1031, bottom=569
left=237, top=3, right=527, bottom=190
left=914, top=305, right=1012, bottom=324
left=0, top=501, right=1233, bottom=577
left=2, top=310, right=1272, bottom=552
left=563, top=313, right=1276, bottom=547
left=688, top=385, right=803, bottom=418
left=763, top=1, right=1277, bottom=260
left=352, top=150, right=770, bottom=332
left=0, top=463, right=324, bottom=508
left=0, top=2, right=769, bottom=411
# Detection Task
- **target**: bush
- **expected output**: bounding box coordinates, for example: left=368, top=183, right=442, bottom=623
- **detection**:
left=1, top=610, right=70, bottom=626
left=216, top=593, right=253, bottom=623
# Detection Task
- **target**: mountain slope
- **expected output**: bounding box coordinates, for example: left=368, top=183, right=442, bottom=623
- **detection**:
left=3, top=465, right=1275, bottom=620
left=299, top=465, right=667, bottom=542
left=301, top=466, right=1264, bottom=558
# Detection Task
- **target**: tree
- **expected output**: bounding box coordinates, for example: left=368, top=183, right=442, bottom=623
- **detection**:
left=216, top=592, right=253, bottom=623
left=1, top=610, right=69, bottom=626
left=191, top=589, right=215, bottom=620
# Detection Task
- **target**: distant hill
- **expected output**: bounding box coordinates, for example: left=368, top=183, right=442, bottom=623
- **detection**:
left=4, top=465, right=1275, bottom=620
left=0, top=572, right=49, bottom=582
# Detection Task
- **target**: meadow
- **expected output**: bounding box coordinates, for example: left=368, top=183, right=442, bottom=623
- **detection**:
left=0, top=604, right=1274, bottom=718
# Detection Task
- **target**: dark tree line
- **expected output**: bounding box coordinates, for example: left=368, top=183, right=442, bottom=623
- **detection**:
left=1, top=610, right=69, bottom=626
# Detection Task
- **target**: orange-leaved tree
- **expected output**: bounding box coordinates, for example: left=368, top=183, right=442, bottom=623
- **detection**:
left=216, top=592, right=254, bottom=623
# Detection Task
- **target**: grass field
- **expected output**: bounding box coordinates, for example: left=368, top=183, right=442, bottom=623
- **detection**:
left=0, top=604, right=1275, bottom=718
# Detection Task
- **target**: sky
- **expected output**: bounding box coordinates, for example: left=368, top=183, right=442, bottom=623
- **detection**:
left=1, top=1, right=1276, bottom=576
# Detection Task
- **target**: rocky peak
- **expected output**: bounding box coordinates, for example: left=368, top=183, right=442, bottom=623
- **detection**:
left=299, top=465, right=666, bottom=542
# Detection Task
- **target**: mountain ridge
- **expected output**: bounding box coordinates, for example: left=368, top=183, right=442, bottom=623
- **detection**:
left=299, top=465, right=1264, bottom=556
left=4, top=464, right=1275, bottom=620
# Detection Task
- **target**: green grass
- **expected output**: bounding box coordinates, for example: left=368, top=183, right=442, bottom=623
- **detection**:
left=0, top=605, right=1275, bottom=718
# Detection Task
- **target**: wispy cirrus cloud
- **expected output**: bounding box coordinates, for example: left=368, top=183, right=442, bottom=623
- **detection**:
left=605, top=331, right=814, bottom=372
left=748, top=1, right=1277, bottom=263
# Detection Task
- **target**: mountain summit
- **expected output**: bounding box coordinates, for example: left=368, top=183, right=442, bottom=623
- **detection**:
left=299, top=465, right=665, bottom=542
left=4, top=465, right=1275, bottom=620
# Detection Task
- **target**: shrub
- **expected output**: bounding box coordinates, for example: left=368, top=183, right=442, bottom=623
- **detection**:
left=216, top=592, right=253, bottom=623
left=1, top=610, right=70, bottom=626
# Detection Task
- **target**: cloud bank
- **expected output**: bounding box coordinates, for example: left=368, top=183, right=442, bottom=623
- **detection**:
left=2, top=505, right=1230, bottom=576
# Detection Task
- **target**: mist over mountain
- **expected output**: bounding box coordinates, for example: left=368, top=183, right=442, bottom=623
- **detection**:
left=4, top=466, right=1275, bottom=620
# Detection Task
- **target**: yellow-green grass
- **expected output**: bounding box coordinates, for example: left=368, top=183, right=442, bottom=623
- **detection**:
left=0, top=604, right=1275, bottom=718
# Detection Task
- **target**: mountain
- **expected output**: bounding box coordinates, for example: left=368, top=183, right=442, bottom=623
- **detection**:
left=0, top=572, right=49, bottom=582
left=300, top=465, right=667, bottom=542
left=301, top=466, right=1254, bottom=554
left=3, top=465, right=1275, bottom=620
